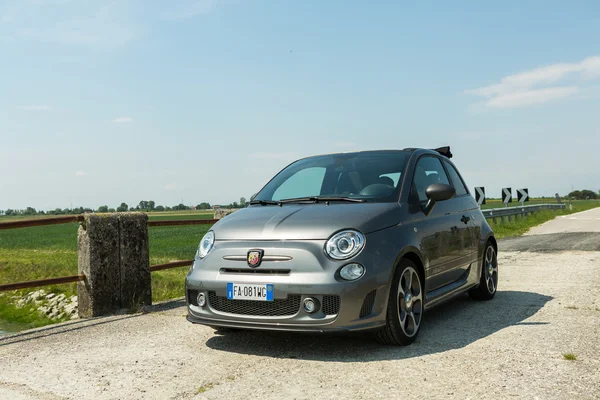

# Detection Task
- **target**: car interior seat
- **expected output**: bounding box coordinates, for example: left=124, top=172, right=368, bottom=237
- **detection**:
left=377, top=176, right=395, bottom=187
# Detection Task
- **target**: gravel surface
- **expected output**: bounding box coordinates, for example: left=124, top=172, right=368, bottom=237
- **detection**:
left=1, top=246, right=599, bottom=400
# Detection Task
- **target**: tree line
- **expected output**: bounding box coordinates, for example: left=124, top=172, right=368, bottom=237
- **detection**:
left=567, top=190, right=598, bottom=200
left=0, top=197, right=248, bottom=217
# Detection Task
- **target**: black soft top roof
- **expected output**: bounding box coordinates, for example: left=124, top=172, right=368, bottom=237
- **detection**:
left=433, top=146, right=452, bottom=158
left=403, top=146, right=453, bottom=159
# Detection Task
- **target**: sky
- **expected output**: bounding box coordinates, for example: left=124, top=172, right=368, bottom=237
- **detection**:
left=1, top=0, right=600, bottom=211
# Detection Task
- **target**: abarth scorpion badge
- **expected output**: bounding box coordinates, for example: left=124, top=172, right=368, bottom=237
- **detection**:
left=247, top=249, right=264, bottom=267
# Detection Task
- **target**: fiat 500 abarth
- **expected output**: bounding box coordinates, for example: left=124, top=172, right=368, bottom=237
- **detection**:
left=185, top=146, right=498, bottom=345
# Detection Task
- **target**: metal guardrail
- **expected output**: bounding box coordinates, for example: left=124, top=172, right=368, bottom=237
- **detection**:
left=482, top=204, right=566, bottom=221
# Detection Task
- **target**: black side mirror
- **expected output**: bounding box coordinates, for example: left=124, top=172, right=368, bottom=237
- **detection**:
left=423, top=183, right=455, bottom=216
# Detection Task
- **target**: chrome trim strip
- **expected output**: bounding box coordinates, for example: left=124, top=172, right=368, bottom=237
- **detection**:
left=222, top=256, right=246, bottom=261
left=222, top=255, right=293, bottom=262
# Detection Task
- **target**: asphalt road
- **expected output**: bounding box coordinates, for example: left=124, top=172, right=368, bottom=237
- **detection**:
left=1, top=212, right=599, bottom=399
left=526, top=207, right=600, bottom=235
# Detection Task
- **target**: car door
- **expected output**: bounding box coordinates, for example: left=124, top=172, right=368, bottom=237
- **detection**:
left=410, top=156, right=471, bottom=291
left=442, top=159, right=479, bottom=268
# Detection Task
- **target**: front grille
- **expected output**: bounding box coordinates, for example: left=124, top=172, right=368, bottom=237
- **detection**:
left=322, top=295, right=340, bottom=315
left=359, top=290, right=377, bottom=318
left=208, top=291, right=301, bottom=316
left=188, top=289, right=199, bottom=306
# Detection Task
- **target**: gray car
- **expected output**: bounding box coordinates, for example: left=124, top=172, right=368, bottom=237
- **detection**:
left=185, top=146, right=498, bottom=345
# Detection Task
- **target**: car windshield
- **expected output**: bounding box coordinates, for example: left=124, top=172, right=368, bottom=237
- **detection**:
left=253, top=151, right=409, bottom=203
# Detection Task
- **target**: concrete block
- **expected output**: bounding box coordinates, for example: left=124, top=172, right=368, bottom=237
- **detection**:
left=119, top=213, right=151, bottom=310
left=78, top=214, right=120, bottom=318
left=77, top=213, right=152, bottom=318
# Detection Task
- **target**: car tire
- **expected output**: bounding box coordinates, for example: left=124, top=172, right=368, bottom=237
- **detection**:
left=375, top=258, right=423, bottom=346
left=468, top=242, right=498, bottom=301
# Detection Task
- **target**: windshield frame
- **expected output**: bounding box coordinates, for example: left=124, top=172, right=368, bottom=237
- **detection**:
left=251, top=150, right=410, bottom=204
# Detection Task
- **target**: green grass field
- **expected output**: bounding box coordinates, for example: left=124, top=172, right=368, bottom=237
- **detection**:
left=0, top=211, right=214, bottom=332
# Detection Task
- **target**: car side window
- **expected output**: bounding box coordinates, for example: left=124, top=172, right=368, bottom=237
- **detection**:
left=409, top=156, right=450, bottom=202
left=443, top=161, right=468, bottom=196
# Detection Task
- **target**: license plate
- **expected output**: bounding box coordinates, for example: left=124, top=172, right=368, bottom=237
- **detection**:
left=227, top=283, right=274, bottom=301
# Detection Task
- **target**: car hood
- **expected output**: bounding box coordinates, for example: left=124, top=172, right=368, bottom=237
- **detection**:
left=211, top=203, right=402, bottom=240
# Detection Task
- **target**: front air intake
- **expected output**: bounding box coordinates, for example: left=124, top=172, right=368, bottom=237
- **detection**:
left=359, top=290, right=377, bottom=318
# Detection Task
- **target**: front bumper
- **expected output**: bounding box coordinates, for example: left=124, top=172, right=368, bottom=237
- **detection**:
left=184, top=239, right=393, bottom=332
left=185, top=289, right=387, bottom=333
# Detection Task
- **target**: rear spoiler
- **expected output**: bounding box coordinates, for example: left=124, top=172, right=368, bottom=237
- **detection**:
left=433, top=146, right=452, bottom=159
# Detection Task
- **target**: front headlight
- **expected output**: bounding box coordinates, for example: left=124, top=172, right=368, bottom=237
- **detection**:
left=325, top=230, right=365, bottom=260
left=197, top=231, right=215, bottom=259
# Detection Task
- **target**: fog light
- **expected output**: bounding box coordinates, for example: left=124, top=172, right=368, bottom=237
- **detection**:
left=340, top=263, right=365, bottom=281
left=303, top=297, right=318, bottom=313
left=197, top=292, right=206, bottom=307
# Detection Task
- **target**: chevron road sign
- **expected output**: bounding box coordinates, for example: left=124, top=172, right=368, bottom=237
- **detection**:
left=475, top=187, right=486, bottom=206
left=517, top=188, right=529, bottom=204
left=502, top=188, right=512, bottom=205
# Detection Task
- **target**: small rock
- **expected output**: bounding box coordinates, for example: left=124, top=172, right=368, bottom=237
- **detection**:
left=31, top=290, right=46, bottom=301
left=46, top=293, right=56, bottom=300
left=64, top=303, right=77, bottom=316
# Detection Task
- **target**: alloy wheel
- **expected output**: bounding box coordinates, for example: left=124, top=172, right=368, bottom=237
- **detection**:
left=396, top=266, right=422, bottom=337
left=484, top=246, right=498, bottom=294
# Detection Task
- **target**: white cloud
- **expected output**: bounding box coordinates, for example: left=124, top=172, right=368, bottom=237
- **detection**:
left=486, top=87, right=579, bottom=109
left=0, top=1, right=141, bottom=46
left=165, top=183, right=177, bottom=190
left=19, top=105, right=50, bottom=111
left=112, top=117, right=134, bottom=124
left=0, top=1, right=218, bottom=46
left=465, top=56, right=600, bottom=109
left=75, top=171, right=86, bottom=177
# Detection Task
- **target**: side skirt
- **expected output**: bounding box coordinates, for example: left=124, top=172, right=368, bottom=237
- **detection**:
left=423, top=265, right=477, bottom=311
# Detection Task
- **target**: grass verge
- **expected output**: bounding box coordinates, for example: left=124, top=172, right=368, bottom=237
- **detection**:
left=487, top=200, right=600, bottom=239
left=0, top=294, right=69, bottom=332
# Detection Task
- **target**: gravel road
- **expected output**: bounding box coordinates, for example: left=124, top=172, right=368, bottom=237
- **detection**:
left=1, top=215, right=600, bottom=399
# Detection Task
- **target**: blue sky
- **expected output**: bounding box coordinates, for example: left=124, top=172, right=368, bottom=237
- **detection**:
left=1, top=0, right=599, bottom=210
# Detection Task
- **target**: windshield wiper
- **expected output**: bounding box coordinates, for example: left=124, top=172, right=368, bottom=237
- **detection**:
left=278, top=196, right=366, bottom=204
left=248, top=200, right=281, bottom=206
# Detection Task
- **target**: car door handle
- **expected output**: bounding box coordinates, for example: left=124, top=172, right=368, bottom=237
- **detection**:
left=461, top=215, right=471, bottom=224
